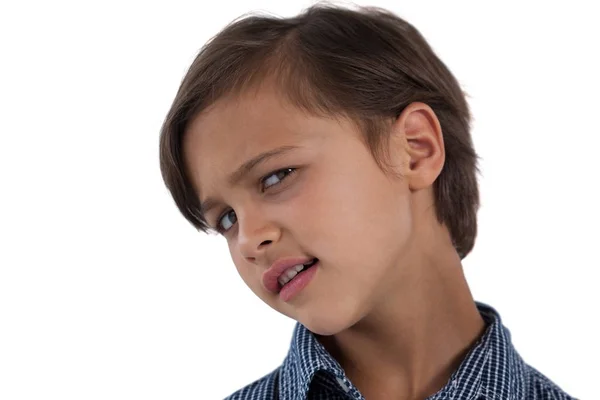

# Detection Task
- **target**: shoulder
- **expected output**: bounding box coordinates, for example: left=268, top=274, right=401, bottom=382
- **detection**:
left=523, top=364, right=577, bottom=400
left=223, top=367, right=279, bottom=400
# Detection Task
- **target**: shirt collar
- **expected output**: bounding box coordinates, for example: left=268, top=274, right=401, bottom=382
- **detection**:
left=279, top=301, right=526, bottom=400
left=448, top=302, right=526, bottom=400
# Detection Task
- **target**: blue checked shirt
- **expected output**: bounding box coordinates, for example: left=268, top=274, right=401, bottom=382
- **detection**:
left=225, top=302, right=576, bottom=399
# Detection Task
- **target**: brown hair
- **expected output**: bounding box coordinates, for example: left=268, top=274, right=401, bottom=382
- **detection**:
left=159, top=4, right=480, bottom=258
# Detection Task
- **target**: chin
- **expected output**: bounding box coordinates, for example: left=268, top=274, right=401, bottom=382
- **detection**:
left=301, top=319, right=346, bottom=336
left=295, top=303, right=364, bottom=336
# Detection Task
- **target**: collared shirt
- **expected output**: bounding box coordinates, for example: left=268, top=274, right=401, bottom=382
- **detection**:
left=225, top=302, right=576, bottom=399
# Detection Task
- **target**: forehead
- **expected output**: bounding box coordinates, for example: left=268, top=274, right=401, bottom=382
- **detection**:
left=183, top=86, right=328, bottom=198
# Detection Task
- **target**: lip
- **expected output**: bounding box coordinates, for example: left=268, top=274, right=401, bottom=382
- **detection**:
left=262, top=256, right=316, bottom=294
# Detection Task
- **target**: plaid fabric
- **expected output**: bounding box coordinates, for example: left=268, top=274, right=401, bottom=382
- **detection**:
left=225, top=302, right=576, bottom=399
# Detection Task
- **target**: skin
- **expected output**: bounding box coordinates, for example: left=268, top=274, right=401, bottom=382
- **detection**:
left=183, top=81, right=486, bottom=400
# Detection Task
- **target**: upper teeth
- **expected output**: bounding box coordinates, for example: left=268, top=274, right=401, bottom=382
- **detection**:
left=278, top=263, right=309, bottom=287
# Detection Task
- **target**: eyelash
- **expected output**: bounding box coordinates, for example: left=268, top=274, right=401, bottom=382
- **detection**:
left=213, top=167, right=297, bottom=234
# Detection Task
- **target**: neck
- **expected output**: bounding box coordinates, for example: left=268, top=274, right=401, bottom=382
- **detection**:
left=316, top=226, right=486, bottom=400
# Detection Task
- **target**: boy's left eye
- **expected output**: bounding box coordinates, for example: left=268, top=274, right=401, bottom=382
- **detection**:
left=261, top=167, right=296, bottom=192
left=213, top=167, right=297, bottom=234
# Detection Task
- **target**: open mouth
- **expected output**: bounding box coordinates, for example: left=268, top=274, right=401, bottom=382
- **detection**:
left=277, top=258, right=318, bottom=290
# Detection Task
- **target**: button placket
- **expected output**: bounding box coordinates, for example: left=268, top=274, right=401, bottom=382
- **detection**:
left=336, top=376, right=350, bottom=393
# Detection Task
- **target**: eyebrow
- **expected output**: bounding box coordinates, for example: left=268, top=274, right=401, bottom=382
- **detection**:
left=199, top=145, right=301, bottom=218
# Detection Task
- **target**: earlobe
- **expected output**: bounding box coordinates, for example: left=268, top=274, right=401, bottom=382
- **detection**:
left=395, top=102, right=445, bottom=190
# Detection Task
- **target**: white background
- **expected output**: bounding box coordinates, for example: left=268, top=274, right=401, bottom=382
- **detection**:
left=0, top=1, right=598, bottom=399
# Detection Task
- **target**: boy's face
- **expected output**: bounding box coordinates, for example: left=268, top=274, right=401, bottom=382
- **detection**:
left=184, top=83, right=421, bottom=335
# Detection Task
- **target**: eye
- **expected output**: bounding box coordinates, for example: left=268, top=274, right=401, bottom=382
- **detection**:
left=261, top=167, right=296, bottom=192
left=214, top=167, right=297, bottom=234
left=216, top=209, right=237, bottom=233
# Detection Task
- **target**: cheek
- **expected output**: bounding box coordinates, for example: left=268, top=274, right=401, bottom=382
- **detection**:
left=230, top=254, right=283, bottom=312
left=303, top=167, right=412, bottom=269
left=228, top=247, right=258, bottom=289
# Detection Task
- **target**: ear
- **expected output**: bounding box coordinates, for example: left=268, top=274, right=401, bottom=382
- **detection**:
left=390, top=102, right=445, bottom=191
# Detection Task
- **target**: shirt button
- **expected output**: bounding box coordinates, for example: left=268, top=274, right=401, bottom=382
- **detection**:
left=336, top=377, right=350, bottom=393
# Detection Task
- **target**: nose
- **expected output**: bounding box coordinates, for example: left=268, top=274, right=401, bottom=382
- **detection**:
left=236, top=208, right=281, bottom=264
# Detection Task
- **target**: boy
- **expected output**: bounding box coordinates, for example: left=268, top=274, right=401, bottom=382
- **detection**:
left=159, top=4, right=575, bottom=400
